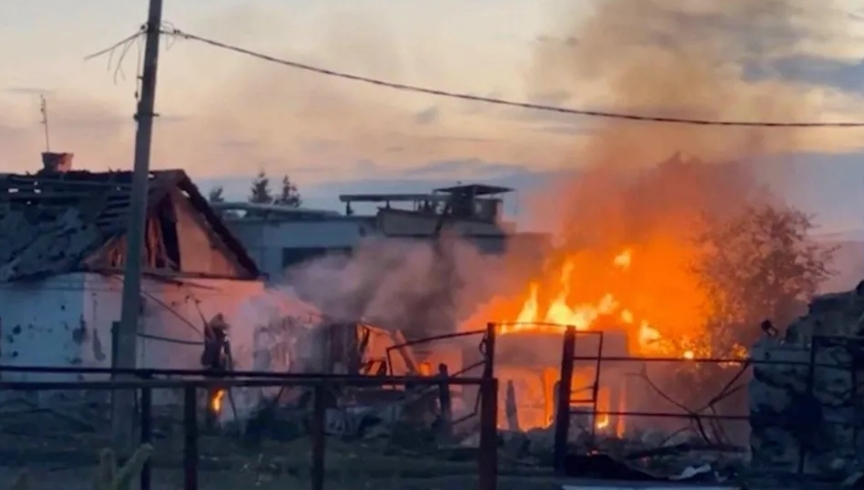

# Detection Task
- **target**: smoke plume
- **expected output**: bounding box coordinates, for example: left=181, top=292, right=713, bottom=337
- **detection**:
left=283, top=236, right=511, bottom=338
left=488, top=0, right=846, bottom=346
left=531, top=0, right=833, bottom=166
left=239, top=1, right=845, bottom=345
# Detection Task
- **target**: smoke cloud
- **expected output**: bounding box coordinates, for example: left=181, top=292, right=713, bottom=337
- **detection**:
left=532, top=0, right=843, bottom=168
left=478, top=0, right=846, bottom=346
left=264, top=0, right=848, bottom=342
left=282, top=236, right=513, bottom=338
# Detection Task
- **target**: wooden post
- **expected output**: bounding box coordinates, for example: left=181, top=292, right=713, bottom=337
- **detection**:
left=437, top=363, right=452, bottom=440
left=478, top=322, right=498, bottom=490
left=553, top=326, right=576, bottom=475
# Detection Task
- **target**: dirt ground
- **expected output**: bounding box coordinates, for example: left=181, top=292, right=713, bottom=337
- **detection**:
left=0, top=466, right=836, bottom=490
left=0, top=430, right=835, bottom=490
left=0, top=467, right=578, bottom=490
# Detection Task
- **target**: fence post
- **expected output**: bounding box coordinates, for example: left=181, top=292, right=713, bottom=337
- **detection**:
left=311, top=384, right=326, bottom=490
left=553, top=326, right=576, bottom=475
left=798, top=336, right=820, bottom=475
left=478, top=322, right=498, bottom=490
left=478, top=377, right=498, bottom=490
left=483, top=322, right=497, bottom=379
left=140, top=384, right=153, bottom=490
left=437, top=363, right=453, bottom=440
left=183, top=385, right=198, bottom=490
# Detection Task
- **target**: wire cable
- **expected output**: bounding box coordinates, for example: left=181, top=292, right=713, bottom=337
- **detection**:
left=160, top=27, right=864, bottom=128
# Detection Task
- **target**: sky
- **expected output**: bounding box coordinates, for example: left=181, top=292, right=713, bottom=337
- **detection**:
left=3, top=0, right=864, bottom=231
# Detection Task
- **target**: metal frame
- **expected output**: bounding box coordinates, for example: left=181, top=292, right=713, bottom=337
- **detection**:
left=798, top=334, right=864, bottom=475
left=4, top=329, right=856, bottom=485
left=0, top=365, right=498, bottom=490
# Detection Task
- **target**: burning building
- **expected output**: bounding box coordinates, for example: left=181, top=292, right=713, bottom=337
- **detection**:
left=452, top=244, right=722, bottom=438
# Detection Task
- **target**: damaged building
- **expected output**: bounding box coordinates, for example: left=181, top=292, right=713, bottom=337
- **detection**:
left=0, top=152, right=287, bottom=381
left=750, top=283, right=864, bottom=477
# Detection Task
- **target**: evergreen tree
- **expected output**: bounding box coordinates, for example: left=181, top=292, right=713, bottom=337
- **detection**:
left=248, top=171, right=273, bottom=204
left=274, top=174, right=302, bottom=207
left=208, top=186, right=225, bottom=203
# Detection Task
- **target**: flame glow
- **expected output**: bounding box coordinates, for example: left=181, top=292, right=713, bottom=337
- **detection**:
left=595, top=413, right=610, bottom=430
left=211, top=389, right=225, bottom=413
left=498, top=246, right=720, bottom=359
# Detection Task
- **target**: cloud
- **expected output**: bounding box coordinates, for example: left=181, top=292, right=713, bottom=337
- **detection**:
left=398, top=158, right=528, bottom=179
left=196, top=157, right=547, bottom=200
left=299, top=138, right=338, bottom=154
left=0, top=4, right=471, bottom=176
left=3, top=87, right=53, bottom=95
left=413, top=106, right=439, bottom=125
left=746, top=54, right=864, bottom=93
left=219, top=139, right=259, bottom=150
left=525, top=0, right=864, bottom=164
left=5, top=0, right=864, bottom=201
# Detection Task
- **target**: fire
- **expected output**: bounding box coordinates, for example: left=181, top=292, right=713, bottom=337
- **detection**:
left=612, top=249, right=631, bottom=268
left=484, top=242, right=746, bottom=432
left=211, top=389, right=225, bottom=413
left=595, top=414, right=610, bottom=430
left=500, top=247, right=708, bottom=359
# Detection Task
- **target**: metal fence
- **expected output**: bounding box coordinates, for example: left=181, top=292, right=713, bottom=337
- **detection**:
left=0, top=366, right=499, bottom=490
left=1, top=330, right=859, bottom=488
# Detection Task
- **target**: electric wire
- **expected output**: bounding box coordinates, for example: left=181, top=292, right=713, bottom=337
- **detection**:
left=158, top=27, right=864, bottom=128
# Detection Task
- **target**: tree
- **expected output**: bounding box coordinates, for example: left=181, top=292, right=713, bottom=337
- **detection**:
left=646, top=202, right=836, bottom=416
left=274, top=174, right=302, bottom=207
left=208, top=186, right=225, bottom=203
left=249, top=171, right=273, bottom=204
left=693, top=202, right=836, bottom=351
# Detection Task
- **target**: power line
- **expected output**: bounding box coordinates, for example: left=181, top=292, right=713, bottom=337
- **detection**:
left=160, top=27, right=864, bottom=129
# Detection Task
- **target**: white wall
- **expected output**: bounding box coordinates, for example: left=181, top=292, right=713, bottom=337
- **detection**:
left=0, top=272, right=333, bottom=415
left=81, top=274, right=267, bottom=373
left=0, top=273, right=268, bottom=381
left=0, top=273, right=90, bottom=382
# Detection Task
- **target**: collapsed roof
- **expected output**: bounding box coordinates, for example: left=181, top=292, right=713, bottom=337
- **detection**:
left=0, top=169, right=259, bottom=281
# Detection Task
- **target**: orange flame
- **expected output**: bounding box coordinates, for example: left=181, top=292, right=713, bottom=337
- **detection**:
left=595, top=413, right=610, bottom=430
left=500, top=248, right=707, bottom=359
left=211, top=389, right=225, bottom=413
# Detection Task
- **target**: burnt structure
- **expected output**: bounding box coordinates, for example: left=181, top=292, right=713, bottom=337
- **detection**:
left=494, top=329, right=633, bottom=432
left=0, top=165, right=259, bottom=281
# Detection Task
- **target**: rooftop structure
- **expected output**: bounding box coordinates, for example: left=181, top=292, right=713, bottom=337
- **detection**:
left=339, top=183, right=514, bottom=223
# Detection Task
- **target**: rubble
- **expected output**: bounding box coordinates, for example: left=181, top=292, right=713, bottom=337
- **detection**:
left=750, top=285, right=864, bottom=478
left=454, top=424, right=745, bottom=481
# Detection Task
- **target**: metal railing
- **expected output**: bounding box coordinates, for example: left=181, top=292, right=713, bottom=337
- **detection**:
left=0, top=366, right=499, bottom=490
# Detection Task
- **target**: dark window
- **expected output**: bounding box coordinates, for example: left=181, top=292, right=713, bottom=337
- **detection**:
left=282, top=247, right=352, bottom=268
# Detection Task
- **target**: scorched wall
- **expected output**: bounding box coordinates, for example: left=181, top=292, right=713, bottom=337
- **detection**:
left=0, top=272, right=266, bottom=382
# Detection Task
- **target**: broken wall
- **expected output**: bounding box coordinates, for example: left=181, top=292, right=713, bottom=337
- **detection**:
left=0, top=273, right=266, bottom=381
left=81, top=273, right=266, bottom=374
left=750, top=288, right=864, bottom=477
left=0, top=273, right=93, bottom=381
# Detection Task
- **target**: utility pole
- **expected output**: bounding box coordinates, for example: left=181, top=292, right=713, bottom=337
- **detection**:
left=113, top=0, right=163, bottom=453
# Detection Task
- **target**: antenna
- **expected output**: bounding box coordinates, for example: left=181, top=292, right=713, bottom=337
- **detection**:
left=39, top=95, right=50, bottom=151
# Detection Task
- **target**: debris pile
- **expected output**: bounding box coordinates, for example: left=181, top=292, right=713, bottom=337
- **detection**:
left=750, top=284, right=864, bottom=478
left=463, top=426, right=746, bottom=479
